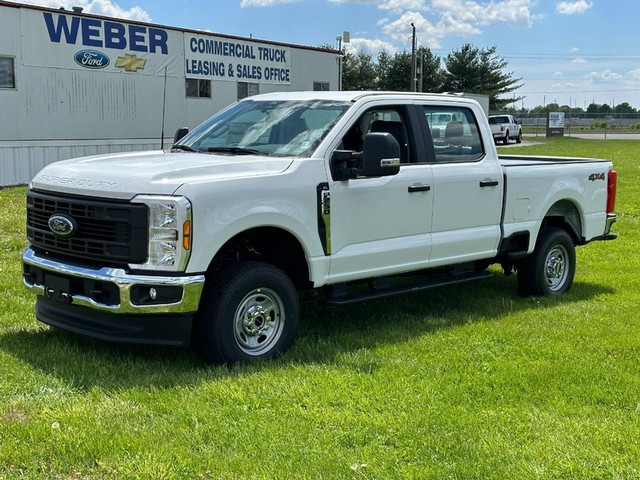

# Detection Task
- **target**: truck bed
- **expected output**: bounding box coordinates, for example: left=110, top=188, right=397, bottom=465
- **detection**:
left=498, top=154, right=612, bottom=245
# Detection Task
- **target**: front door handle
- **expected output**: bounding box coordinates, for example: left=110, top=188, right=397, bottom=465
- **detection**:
left=479, top=179, right=499, bottom=187
left=408, top=184, right=431, bottom=193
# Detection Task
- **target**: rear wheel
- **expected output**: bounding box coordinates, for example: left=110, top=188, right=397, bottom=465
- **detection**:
left=503, top=131, right=509, bottom=145
left=195, top=261, right=299, bottom=364
left=517, top=227, right=576, bottom=296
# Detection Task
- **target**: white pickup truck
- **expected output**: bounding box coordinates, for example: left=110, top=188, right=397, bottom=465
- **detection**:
left=23, top=91, right=617, bottom=363
left=489, top=114, right=522, bottom=144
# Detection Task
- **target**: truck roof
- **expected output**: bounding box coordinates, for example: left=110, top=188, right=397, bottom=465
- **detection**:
left=245, top=91, right=480, bottom=104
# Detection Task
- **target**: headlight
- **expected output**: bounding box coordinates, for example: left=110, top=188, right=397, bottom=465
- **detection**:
left=130, top=195, right=193, bottom=272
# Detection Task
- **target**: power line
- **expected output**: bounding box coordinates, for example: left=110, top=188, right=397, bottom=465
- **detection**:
left=517, top=87, right=640, bottom=94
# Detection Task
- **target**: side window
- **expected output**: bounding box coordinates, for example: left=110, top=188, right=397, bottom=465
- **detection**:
left=238, top=82, right=259, bottom=100
left=186, top=78, right=211, bottom=98
left=0, top=56, right=16, bottom=89
left=424, top=106, right=484, bottom=163
left=339, top=106, right=412, bottom=163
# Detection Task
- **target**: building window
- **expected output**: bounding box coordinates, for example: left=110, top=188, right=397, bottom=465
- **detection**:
left=237, top=82, right=259, bottom=100
left=313, top=82, right=330, bottom=91
left=0, top=56, right=16, bottom=89
left=186, top=78, right=211, bottom=98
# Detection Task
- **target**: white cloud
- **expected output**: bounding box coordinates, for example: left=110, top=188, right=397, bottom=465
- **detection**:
left=584, top=69, right=623, bottom=82
left=430, top=0, right=536, bottom=29
left=381, top=11, right=443, bottom=49
left=241, top=0, right=299, bottom=6
left=346, top=38, right=398, bottom=56
left=6, top=0, right=151, bottom=21
left=377, top=0, right=536, bottom=51
left=556, top=1, right=593, bottom=15
left=572, top=57, right=587, bottom=64
left=378, top=0, right=428, bottom=13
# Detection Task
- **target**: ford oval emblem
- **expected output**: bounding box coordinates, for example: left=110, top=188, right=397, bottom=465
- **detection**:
left=74, top=50, right=110, bottom=69
left=48, top=214, right=77, bottom=238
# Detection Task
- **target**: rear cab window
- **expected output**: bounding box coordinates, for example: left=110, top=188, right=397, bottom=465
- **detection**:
left=424, top=106, right=484, bottom=163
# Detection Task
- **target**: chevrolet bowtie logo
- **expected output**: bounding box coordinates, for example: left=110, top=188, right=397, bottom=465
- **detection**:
left=115, top=54, right=146, bottom=72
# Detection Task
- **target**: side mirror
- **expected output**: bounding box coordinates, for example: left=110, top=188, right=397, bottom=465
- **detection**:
left=173, top=127, right=189, bottom=144
left=361, top=132, right=401, bottom=177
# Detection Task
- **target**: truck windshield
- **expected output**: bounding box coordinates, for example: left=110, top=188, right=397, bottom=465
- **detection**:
left=175, top=99, right=351, bottom=157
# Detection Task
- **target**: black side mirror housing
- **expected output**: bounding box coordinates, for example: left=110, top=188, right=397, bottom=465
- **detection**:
left=361, top=132, right=401, bottom=177
left=173, top=127, right=189, bottom=144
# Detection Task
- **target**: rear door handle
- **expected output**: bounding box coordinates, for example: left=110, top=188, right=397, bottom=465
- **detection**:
left=408, top=184, right=431, bottom=193
left=479, top=179, right=499, bottom=187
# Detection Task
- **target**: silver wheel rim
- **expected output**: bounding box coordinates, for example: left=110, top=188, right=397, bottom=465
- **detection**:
left=545, top=244, right=569, bottom=292
left=233, top=287, right=285, bottom=356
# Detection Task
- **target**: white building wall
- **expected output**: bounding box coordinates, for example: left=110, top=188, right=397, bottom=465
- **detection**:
left=0, top=3, right=338, bottom=186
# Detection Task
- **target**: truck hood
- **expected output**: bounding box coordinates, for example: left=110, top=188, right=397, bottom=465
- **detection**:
left=30, top=150, right=295, bottom=199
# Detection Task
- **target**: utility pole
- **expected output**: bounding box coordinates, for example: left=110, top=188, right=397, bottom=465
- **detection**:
left=418, top=52, right=424, bottom=92
left=336, top=31, right=350, bottom=91
left=410, top=23, right=417, bottom=92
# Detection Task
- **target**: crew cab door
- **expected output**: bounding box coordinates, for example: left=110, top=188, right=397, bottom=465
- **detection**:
left=419, top=103, right=503, bottom=266
left=326, top=103, right=434, bottom=283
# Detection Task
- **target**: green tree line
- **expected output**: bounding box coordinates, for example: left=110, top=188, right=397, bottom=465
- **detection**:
left=506, top=101, right=639, bottom=116
left=340, top=43, right=522, bottom=111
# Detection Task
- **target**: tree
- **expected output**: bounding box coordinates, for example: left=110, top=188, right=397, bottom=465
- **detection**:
left=614, top=102, right=636, bottom=114
left=587, top=102, right=613, bottom=115
left=377, top=51, right=412, bottom=91
left=442, top=44, right=522, bottom=110
left=416, top=47, right=444, bottom=93
left=375, top=50, right=392, bottom=90
left=341, top=50, right=377, bottom=91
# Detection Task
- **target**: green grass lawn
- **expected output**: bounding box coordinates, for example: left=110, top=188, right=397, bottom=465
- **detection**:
left=1, top=137, right=639, bottom=479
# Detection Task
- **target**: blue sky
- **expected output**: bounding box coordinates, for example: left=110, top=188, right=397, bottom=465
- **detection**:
left=10, top=0, right=640, bottom=109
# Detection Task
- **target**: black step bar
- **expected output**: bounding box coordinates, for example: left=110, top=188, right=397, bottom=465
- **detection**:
left=325, top=270, right=493, bottom=306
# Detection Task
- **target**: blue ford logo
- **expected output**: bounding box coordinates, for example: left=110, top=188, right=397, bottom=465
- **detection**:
left=48, top=214, right=77, bottom=238
left=74, top=50, right=110, bottom=69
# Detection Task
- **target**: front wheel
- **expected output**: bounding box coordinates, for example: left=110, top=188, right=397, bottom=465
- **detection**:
left=517, top=227, right=576, bottom=296
left=195, top=261, right=300, bottom=364
left=516, top=131, right=522, bottom=143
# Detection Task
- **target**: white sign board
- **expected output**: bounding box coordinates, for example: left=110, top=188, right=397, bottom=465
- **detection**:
left=549, top=112, right=565, bottom=128
left=184, top=34, right=291, bottom=85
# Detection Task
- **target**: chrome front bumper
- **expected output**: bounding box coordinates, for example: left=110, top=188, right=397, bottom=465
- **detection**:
left=22, top=248, right=205, bottom=314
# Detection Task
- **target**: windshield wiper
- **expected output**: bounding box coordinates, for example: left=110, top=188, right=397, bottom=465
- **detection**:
left=207, top=146, right=262, bottom=155
left=171, top=144, right=198, bottom=152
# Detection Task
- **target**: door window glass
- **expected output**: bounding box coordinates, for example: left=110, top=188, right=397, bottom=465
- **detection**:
left=424, top=106, right=484, bottom=162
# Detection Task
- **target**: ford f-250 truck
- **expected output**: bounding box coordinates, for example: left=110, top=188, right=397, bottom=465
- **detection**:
left=23, top=92, right=617, bottom=363
left=489, top=114, right=522, bottom=144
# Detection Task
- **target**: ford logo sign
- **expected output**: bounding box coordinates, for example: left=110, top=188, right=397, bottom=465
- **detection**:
left=74, top=50, right=110, bottom=69
left=48, top=214, right=77, bottom=238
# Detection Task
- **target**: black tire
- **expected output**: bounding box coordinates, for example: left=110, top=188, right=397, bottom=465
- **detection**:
left=517, top=227, right=576, bottom=296
left=516, top=131, right=522, bottom=143
left=195, top=261, right=299, bottom=364
left=503, top=131, right=509, bottom=145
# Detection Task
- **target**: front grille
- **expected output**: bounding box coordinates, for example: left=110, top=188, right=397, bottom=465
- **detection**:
left=27, top=190, right=148, bottom=264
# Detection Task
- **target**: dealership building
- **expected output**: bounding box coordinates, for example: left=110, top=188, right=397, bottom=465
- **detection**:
left=0, top=2, right=339, bottom=186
